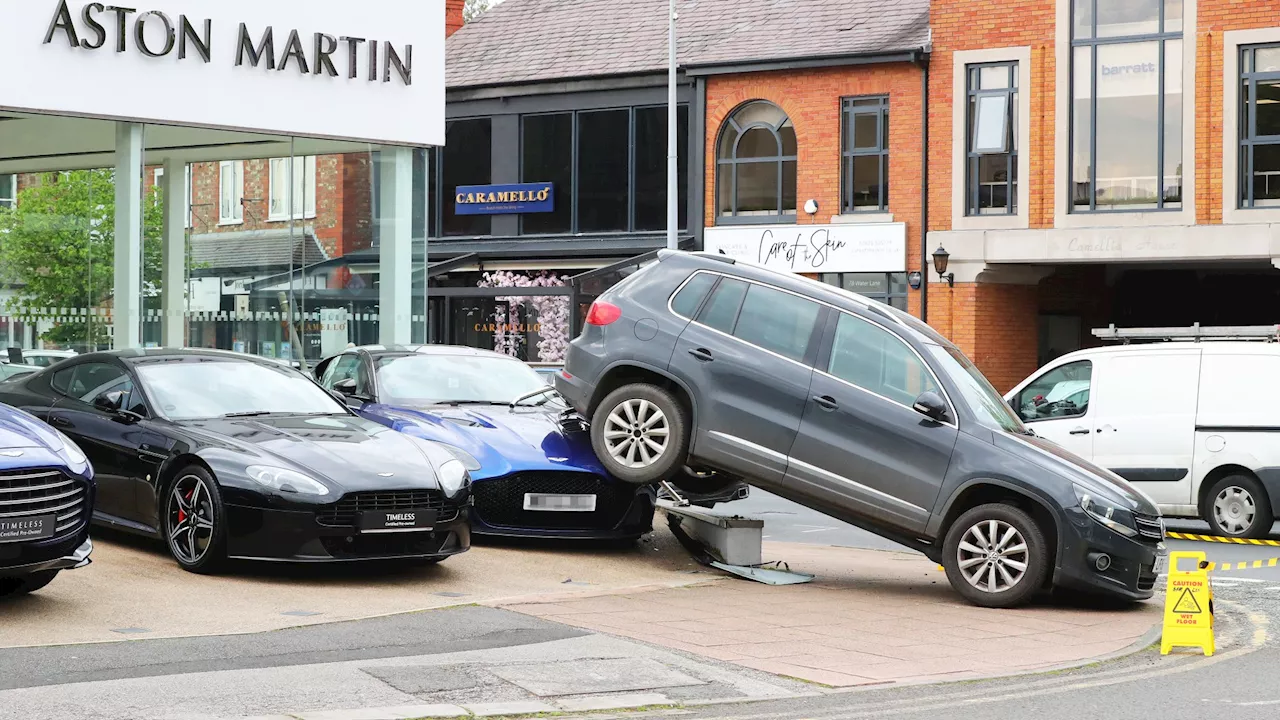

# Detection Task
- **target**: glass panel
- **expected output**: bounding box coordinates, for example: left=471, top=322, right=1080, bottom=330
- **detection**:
left=782, top=160, right=798, bottom=214
left=737, top=127, right=780, bottom=158
left=973, top=94, right=1010, bottom=153
left=717, top=122, right=740, bottom=160
left=1256, top=80, right=1280, bottom=137
left=576, top=110, right=629, bottom=233
left=840, top=273, right=888, bottom=295
left=462, top=282, right=572, bottom=363
left=732, top=101, right=787, bottom=129
left=1072, top=45, right=1093, bottom=208
left=733, top=285, right=820, bottom=362
left=736, top=162, right=780, bottom=214
left=1096, top=0, right=1160, bottom=37
left=442, top=118, right=492, bottom=237
left=828, top=313, right=939, bottom=407
left=852, top=112, right=879, bottom=149
left=1164, top=39, right=1183, bottom=206
left=717, top=165, right=734, bottom=216
left=521, top=113, right=573, bottom=234
left=1014, top=361, right=1092, bottom=421
left=1164, top=0, right=1182, bottom=33
left=1094, top=41, right=1161, bottom=209
left=1073, top=0, right=1093, bottom=39
left=0, top=174, right=14, bottom=209
left=1252, top=144, right=1280, bottom=206
left=850, top=155, right=882, bottom=210
left=696, top=278, right=748, bottom=333
left=976, top=154, right=1014, bottom=213
left=1257, top=47, right=1280, bottom=73
left=635, top=105, right=689, bottom=231
left=978, top=65, right=1011, bottom=90
left=671, top=272, right=717, bottom=318
left=780, top=123, right=798, bottom=157
left=888, top=273, right=908, bottom=294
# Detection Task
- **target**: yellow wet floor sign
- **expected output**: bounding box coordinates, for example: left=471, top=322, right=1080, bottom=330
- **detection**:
left=1161, top=550, right=1214, bottom=656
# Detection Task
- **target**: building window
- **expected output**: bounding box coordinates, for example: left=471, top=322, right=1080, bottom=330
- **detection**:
left=268, top=156, right=317, bottom=221
left=1070, top=0, right=1183, bottom=212
left=441, top=118, right=492, bottom=236
left=0, top=174, right=15, bottom=210
left=842, top=97, right=890, bottom=212
left=966, top=64, right=1018, bottom=215
left=819, top=273, right=908, bottom=311
left=519, top=107, right=690, bottom=236
left=1239, top=44, right=1280, bottom=208
left=219, top=160, right=244, bottom=225
left=154, top=166, right=192, bottom=228
left=716, top=101, right=797, bottom=221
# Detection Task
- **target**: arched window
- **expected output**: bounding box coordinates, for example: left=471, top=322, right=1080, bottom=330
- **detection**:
left=716, top=101, right=797, bottom=220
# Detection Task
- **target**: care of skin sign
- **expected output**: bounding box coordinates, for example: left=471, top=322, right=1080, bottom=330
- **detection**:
left=703, top=223, right=907, bottom=274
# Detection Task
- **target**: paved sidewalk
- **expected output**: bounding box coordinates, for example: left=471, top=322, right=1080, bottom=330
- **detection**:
left=507, top=542, right=1162, bottom=687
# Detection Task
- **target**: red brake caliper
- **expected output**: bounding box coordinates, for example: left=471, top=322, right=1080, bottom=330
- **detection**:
left=178, top=488, right=192, bottom=524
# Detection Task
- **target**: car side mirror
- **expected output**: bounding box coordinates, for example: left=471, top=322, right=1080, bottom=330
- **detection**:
left=331, top=378, right=366, bottom=407
left=912, top=391, right=949, bottom=423
left=93, top=390, right=125, bottom=413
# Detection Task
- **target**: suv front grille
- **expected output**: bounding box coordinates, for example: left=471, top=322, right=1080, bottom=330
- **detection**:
left=0, top=469, right=88, bottom=536
left=472, top=471, right=637, bottom=530
left=1133, top=512, right=1165, bottom=542
left=317, top=490, right=454, bottom=527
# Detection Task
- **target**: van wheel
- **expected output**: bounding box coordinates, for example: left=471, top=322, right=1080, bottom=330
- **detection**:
left=591, top=383, right=689, bottom=485
left=1205, top=474, right=1273, bottom=539
left=942, top=504, right=1050, bottom=609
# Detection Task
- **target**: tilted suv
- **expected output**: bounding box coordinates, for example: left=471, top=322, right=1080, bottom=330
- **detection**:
left=556, top=250, right=1168, bottom=607
left=0, top=402, right=94, bottom=598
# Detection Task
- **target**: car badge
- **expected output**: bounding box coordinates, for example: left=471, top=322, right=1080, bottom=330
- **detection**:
left=378, top=472, right=394, bottom=477
left=0, top=450, right=23, bottom=457
left=549, top=457, right=568, bottom=462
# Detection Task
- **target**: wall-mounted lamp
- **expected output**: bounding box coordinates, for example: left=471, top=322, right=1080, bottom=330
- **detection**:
left=932, top=246, right=955, bottom=287
left=803, top=199, right=819, bottom=216
left=908, top=271, right=923, bottom=290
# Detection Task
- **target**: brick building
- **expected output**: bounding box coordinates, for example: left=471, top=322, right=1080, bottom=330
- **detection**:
left=928, top=0, right=1280, bottom=392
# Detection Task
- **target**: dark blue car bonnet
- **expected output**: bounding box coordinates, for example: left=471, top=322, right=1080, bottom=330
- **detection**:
left=364, top=403, right=606, bottom=481
left=0, top=406, right=73, bottom=471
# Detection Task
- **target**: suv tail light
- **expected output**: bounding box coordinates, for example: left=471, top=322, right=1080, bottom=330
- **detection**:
left=585, top=300, right=622, bottom=326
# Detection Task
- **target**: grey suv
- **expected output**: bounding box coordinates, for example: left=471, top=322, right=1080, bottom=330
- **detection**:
left=556, top=250, right=1167, bottom=608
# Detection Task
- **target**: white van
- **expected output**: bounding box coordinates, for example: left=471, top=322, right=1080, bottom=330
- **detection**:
left=1004, top=326, right=1280, bottom=539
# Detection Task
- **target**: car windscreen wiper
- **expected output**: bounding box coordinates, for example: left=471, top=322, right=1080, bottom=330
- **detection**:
left=222, top=410, right=274, bottom=418
left=438, top=400, right=509, bottom=406
left=510, top=386, right=557, bottom=408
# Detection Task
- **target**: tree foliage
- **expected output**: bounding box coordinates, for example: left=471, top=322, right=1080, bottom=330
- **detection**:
left=0, top=170, right=164, bottom=348
left=464, top=0, right=494, bottom=23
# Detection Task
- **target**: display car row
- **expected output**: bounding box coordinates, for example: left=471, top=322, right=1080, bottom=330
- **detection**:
left=0, top=344, right=744, bottom=597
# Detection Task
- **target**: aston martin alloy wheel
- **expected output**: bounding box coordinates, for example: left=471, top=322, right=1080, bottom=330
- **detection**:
left=164, top=466, right=228, bottom=573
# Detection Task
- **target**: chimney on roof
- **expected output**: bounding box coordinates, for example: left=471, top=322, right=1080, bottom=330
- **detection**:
left=446, top=0, right=465, bottom=37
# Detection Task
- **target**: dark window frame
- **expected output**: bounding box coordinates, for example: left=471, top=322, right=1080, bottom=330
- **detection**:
left=841, top=96, right=890, bottom=213
left=1239, top=43, right=1280, bottom=208
left=1069, top=0, right=1183, bottom=214
left=715, top=100, right=798, bottom=224
left=517, top=104, right=691, bottom=236
left=818, top=273, right=909, bottom=311
left=965, top=63, right=1018, bottom=216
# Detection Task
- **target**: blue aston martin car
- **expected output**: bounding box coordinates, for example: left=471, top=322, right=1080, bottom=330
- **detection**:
left=314, top=345, right=744, bottom=540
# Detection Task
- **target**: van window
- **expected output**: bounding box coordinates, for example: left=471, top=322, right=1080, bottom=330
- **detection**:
left=1015, top=360, right=1091, bottom=421
left=696, top=278, right=749, bottom=333
left=733, top=284, right=821, bottom=362
left=827, top=312, right=939, bottom=406
left=670, top=272, right=717, bottom=319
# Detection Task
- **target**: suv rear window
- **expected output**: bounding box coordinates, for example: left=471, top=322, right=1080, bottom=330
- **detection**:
left=670, top=272, right=717, bottom=318
left=697, top=278, right=749, bottom=333
left=733, top=284, right=820, bottom=362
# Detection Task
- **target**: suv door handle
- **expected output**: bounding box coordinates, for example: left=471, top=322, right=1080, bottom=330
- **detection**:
left=812, top=395, right=839, bottom=411
left=1068, top=427, right=1090, bottom=435
left=688, top=348, right=714, bottom=362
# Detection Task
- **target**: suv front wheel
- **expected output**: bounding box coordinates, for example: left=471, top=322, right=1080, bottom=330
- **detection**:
left=591, top=383, right=689, bottom=485
left=942, top=504, right=1050, bottom=608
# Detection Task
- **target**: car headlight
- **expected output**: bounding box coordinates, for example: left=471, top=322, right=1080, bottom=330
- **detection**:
left=55, top=431, right=88, bottom=473
left=246, top=465, right=330, bottom=496
left=437, top=444, right=482, bottom=472
left=1074, top=484, right=1138, bottom=538
left=437, top=459, right=471, bottom=498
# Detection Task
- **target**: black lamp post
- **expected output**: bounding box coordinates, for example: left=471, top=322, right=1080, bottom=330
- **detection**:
left=932, top=246, right=955, bottom=287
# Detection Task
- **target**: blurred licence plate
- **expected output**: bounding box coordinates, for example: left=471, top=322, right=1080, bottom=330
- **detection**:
left=524, top=493, right=596, bottom=512
left=1153, top=555, right=1168, bottom=575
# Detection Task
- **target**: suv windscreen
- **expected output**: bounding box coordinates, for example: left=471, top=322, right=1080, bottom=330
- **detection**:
left=925, top=343, right=1026, bottom=434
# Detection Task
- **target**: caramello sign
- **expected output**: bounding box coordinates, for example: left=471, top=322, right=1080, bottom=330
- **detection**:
left=0, top=0, right=445, bottom=146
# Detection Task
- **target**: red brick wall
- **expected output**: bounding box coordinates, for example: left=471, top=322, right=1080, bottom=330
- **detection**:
left=704, top=63, right=926, bottom=315
left=446, top=0, right=465, bottom=37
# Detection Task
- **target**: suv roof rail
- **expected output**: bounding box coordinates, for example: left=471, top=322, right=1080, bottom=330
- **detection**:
left=1091, top=323, right=1280, bottom=343
left=690, top=250, right=736, bottom=264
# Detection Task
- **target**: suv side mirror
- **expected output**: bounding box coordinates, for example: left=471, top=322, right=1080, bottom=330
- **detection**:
left=912, top=391, right=949, bottom=423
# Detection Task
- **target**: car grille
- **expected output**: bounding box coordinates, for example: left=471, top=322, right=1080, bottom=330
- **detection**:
left=1133, top=512, right=1165, bottom=542
left=472, top=471, right=637, bottom=530
left=316, top=490, right=456, bottom=528
left=0, top=468, right=88, bottom=536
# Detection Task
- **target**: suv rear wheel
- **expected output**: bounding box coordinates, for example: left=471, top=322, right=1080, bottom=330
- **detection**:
left=591, top=383, right=689, bottom=485
left=942, top=504, right=1049, bottom=608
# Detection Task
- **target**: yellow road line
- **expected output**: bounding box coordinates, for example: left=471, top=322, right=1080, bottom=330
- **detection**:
left=1203, top=557, right=1280, bottom=572
left=1168, top=531, right=1280, bottom=546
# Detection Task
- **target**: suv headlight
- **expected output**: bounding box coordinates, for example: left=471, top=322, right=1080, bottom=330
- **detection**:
left=437, top=459, right=471, bottom=498
left=246, top=465, right=330, bottom=496
left=55, top=431, right=88, bottom=474
left=1074, top=484, right=1138, bottom=538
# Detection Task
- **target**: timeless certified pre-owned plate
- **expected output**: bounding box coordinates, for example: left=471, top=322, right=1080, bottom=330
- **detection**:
left=0, top=514, right=57, bottom=543
left=524, top=493, right=597, bottom=512
left=358, top=509, right=437, bottom=533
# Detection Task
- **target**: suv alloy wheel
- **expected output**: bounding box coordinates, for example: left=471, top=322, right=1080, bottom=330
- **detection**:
left=590, top=383, right=689, bottom=485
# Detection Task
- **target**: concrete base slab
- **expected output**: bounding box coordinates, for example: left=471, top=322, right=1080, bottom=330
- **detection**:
left=463, top=700, right=556, bottom=716
left=361, top=665, right=495, bottom=694
left=555, top=693, right=673, bottom=711
left=489, top=657, right=707, bottom=697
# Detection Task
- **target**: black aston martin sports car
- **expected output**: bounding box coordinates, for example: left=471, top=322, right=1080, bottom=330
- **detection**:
left=0, top=349, right=472, bottom=572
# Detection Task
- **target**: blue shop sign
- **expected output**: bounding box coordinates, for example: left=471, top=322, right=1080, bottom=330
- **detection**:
left=454, top=182, right=554, bottom=215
